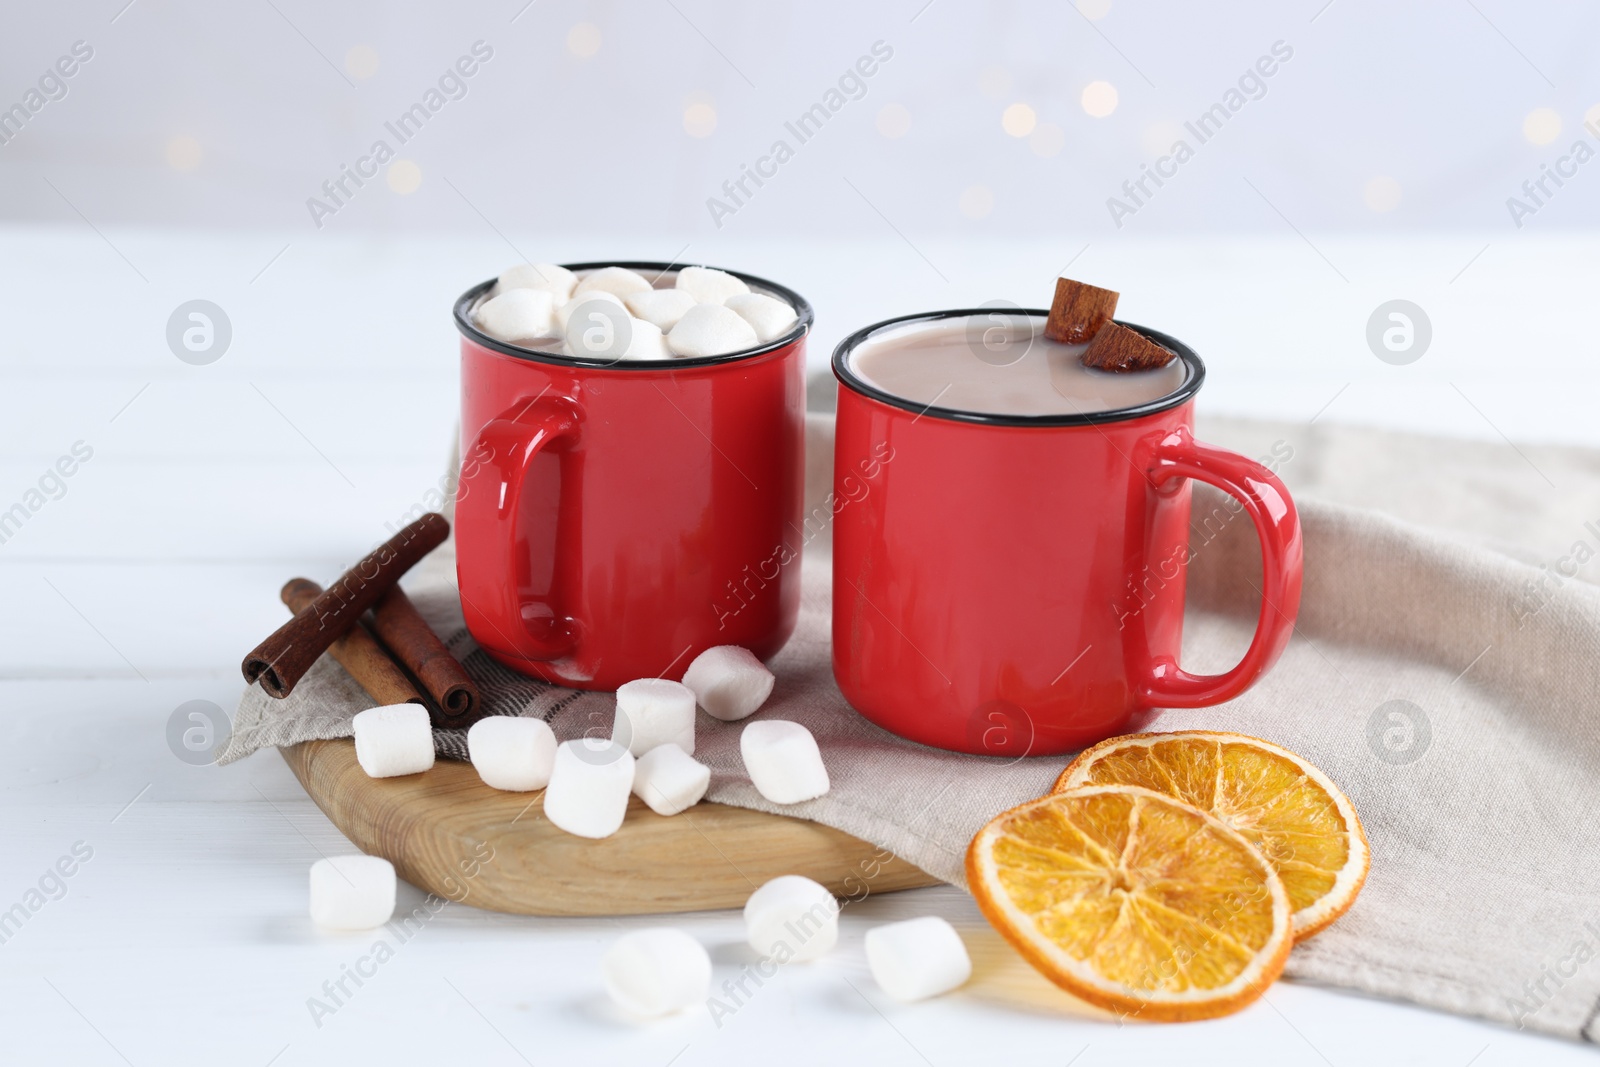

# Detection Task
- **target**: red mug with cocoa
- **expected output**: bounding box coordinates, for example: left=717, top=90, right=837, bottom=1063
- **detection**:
left=453, top=261, right=811, bottom=690
left=829, top=305, right=1303, bottom=756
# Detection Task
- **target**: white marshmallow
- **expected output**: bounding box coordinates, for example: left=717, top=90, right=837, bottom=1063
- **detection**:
left=614, top=679, right=697, bottom=756
left=624, top=288, right=698, bottom=331
left=741, top=720, right=829, bottom=804
left=352, top=704, right=434, bottom=778
left=474, top=288, right=556, bottom=343
left=632, top=744, right=710, bottom=816
left=725, top=292, right=799, bottom=343
left=865, top=917, right=972, bottom=1002
left=309, top=855, right=396, bottom=930
left=467, top=716, right=557, bottom=791
left=543, top=739, right=636, bottom=839
left=563, top=294, right=636, bottom=360
left=667, top=303, right=760, bottom=358
left=681, top=645, right=774, bottom=722
left=622, top=317, right=673, bottom=360
left=744, top=875, right=838, bottom=961
left=573, top=265, right=654, bottom=299
left=674, top=265, right=750, bottom=305
left=554, top=289, right=626, bottom=334
left=494, top=262, right=576, bottom=302
left=602, top=928, right=712, bottom=1017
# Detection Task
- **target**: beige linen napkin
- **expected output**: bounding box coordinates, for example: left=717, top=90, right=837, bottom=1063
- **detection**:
left=226, top=409, right=1600, bottom=1042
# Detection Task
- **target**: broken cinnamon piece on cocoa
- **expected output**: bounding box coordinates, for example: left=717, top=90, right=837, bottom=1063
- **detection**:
left=1045, top=277, right=1119, bottom=344
left=1081, top=322, right=1176, bottom=372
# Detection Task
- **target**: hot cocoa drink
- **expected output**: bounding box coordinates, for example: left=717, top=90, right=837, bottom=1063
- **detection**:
left=847, top=314, right=1186, bottom=417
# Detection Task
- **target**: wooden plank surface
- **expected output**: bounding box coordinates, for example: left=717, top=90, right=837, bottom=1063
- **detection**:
left=280, top=739, right=941, bottom=915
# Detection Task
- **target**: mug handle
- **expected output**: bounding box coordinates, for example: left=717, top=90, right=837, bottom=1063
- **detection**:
left=456, top=394, right=584, bottom=661
left=1136, top=427, right=1303, bottom=708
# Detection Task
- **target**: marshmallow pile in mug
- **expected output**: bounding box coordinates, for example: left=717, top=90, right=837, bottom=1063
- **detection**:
left=472, top=263, right=799, bottom=360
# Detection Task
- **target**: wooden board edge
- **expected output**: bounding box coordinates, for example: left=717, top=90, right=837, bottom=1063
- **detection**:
left=280, top=739, right=943, bottom=916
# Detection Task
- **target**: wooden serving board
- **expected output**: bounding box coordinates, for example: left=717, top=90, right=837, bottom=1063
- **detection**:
left=281, top=739, right=941, bottom=915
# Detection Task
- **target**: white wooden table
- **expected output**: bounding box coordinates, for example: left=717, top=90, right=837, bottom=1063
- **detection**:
left=2, top=227, right=1594, bottom=1065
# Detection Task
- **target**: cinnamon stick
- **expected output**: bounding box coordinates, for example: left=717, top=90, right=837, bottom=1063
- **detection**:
left=369, top=586, right=482, bottom=728
left=1081, top=322, right=1176, bottom=372
left=280, top=579, right=426, bottom=709
left=1045, top=277, right=1119, bottom=345
left=241, top=512, right=449, bottom=697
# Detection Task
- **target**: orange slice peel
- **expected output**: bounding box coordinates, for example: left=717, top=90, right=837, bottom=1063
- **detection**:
left=1054, top=731, right=1369, bottom=941
left=967, top=784, right=1293, bottom=1022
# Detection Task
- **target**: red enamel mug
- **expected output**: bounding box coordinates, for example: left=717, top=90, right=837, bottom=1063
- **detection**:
left=830, top=310, right=1303, bottom=756
left=454, top=262, right=811, bottom=690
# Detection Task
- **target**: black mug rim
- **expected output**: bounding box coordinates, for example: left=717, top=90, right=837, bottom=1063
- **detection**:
left=454, top=260, right=815, bottom=370
left=831, top=308, right=1206, bottom=428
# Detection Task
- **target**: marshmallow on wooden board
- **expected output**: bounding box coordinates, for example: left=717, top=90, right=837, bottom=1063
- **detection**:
left=467, top=716, right=557, bottom=791
left=744, top=875, right=838, bottom=961
left=474, top=288, right=556, bottom=343
left=623, top=287, right=699, bottom=331
left=309, top=855, right=396, bottom=930
left=614, top=679, right=697, bottom=756
left=542, top=739, right=636, bottom=839
left=352, top=704, right=435, bottom=778
left=602, top=928, right=712, bottom=1016
left=674, top=265, right=750, bottom=305
left=740, top=720, right=829, bottom=804
left=573, top=265, right=654, bottom=299
left=666, top=303, right=760, bottom=358
left=680, top=645, right=774, bottom=721
left=631, top=744, right=710, bottom=816
left=724, top=292, right=799, bottom=343
left=865, top=917, right=972, bottom=1002
left=494, top=262, right=577, bottom=302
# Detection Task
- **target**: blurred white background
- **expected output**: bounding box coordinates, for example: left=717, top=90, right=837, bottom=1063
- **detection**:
left=4, top=0, right=1599, bottom=233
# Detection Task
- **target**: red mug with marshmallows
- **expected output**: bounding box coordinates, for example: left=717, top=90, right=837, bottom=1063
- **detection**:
left=830, top=309, right=1303, bottom=756
left=454, top=261, right=811, bottom=690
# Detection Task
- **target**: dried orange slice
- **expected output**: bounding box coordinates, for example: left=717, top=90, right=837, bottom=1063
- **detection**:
left=967, top=785, right=1291, bottom=1021
left=1054, top=731, right=1368, bottom=941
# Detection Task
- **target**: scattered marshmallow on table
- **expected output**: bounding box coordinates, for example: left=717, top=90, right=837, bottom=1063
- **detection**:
left=494, top=262, right=576, bottom=302
left=681, top=645, right=774, bottom=721
left=623, top=288, right=698, bottom=331
left=865, top=917, right=972, bottom=1002
left=632, top=743, right=710, bottom=816
left=309, top=855, right=396, bottom=930
left=675, top=265, right=750, bottom=305
left=614, top=679, right=697, bottom=756
left=603, top=928, right=712, bottom=1017
left=725, top=292, right=800, bottom=343
left=573, top=265, right=654, bottom=298
left=741, top=720, right=829, bottom=804
left=744, top=875, right=838, bottom=961
left=467, top=716, right=557, bottom=791
left=667, top=303, right=760, bottom=358
left=474, top=288, right=555, bottom=343
left=352, top=704, right=435, bottom=778
left=543, top=739, right=636, bottom=839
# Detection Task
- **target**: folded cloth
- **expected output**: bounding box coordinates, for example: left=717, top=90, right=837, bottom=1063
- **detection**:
left=225, top=411, right=1600, bottom=1042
